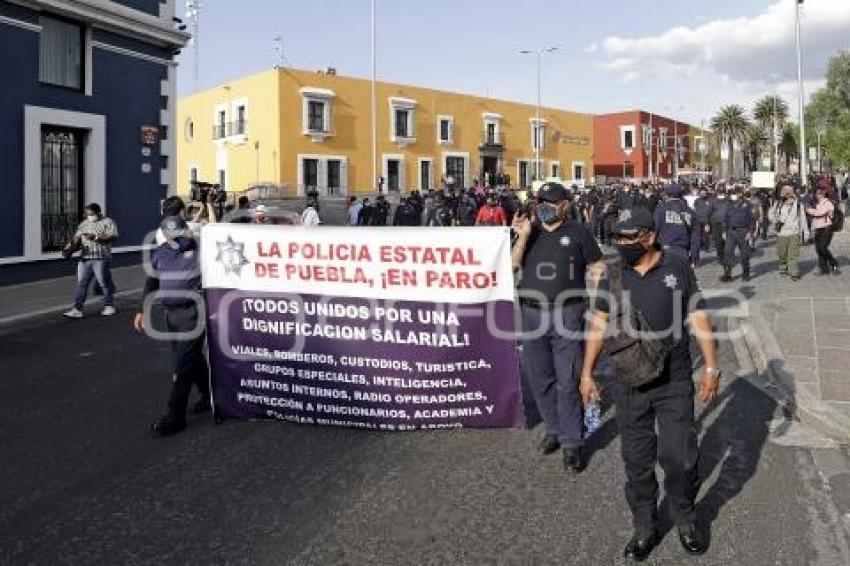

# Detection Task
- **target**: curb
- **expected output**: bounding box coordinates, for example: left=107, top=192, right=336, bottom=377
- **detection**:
left=0, top=287, right=143, bottom=330
left=739, top=306, right=850, bottom=443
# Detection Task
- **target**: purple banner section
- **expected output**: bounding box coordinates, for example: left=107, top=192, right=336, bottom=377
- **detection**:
left=205, top=289, right=523, bottom=430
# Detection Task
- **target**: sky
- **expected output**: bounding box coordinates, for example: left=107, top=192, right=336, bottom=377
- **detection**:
left=175, top=0, right=850, bottom=126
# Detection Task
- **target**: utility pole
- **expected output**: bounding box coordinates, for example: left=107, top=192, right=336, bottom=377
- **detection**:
left=520, top=46, right=558, bottom=181
left=371, top=0, right=378, bottom=193
left=795, top=0, right=807, bottom=182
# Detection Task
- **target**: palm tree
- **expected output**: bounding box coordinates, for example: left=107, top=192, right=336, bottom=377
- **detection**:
left=742, top=122, right=769, bottom=173
left=779, top=123, right=799, bottom=173
left=710, top=105, right=749, bottom=178
left=753, top=95, right=789, bottom=171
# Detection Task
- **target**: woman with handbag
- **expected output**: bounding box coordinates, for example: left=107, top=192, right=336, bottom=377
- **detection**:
left=805, top=185, right=841, bottom=276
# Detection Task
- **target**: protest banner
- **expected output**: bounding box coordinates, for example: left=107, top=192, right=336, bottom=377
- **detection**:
left=200, top=225, right=523, bottom=430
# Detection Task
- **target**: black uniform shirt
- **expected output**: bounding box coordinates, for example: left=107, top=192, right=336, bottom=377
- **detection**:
left=595, top=250, right=706, bottom=377
left=519, top=221, right=603, bottom=305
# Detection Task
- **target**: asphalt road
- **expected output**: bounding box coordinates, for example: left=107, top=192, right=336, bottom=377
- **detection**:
left=2, top=300, right=849, bottom=565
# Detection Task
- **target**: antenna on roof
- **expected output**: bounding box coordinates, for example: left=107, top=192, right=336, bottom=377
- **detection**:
left=185, top=0, right=201, bottom=89
left=272, top=35, right=284, bottom=69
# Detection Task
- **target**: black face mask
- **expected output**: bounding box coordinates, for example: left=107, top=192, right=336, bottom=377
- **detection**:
left=615, top=242, right=647, bottom=266
left=536, top=203, right=560, bottom=225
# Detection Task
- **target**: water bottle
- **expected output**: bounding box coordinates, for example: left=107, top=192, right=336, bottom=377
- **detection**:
left=584, top=398, right=602, bottom=438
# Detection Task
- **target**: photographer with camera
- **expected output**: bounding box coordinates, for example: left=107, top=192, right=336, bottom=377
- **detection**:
left=63, top=203, right=119, bottom=319
left=768, top=184, right=808, bottom=281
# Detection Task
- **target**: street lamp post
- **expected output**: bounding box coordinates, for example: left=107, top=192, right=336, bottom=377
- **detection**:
left=795, top=0, right=807, bottom=183
left=371, top=0, right=378, bottom=193
left=520, top=46, right=558, bottom=182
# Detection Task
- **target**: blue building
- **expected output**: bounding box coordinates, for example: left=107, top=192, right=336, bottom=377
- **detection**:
left=0, top=0, right=189, bottom=284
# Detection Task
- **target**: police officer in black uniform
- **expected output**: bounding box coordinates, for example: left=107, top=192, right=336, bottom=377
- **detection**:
left=511, top=182, right=605, bottom=473
left=371, top=194, right=390, bottom=226
left=134, top=209, right=211, bottom=436
left=721, top=186, right=756, bottom=282
left=709, top=187, right=729, bottom=265
left=692, top=187, right=714, bottom=263
left=580, top=206, right=720, bottom=562
left=653, top=183, right=694, bottom=262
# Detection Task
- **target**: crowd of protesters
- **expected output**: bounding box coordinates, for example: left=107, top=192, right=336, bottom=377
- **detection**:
left=59, top=168, right=842, bottom=561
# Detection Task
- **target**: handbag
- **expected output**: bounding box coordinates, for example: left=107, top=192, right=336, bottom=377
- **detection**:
left=602, top=264, right=671, bottom=388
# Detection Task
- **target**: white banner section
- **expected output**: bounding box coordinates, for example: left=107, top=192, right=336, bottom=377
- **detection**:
left=200, top=225, right=516, bottom=304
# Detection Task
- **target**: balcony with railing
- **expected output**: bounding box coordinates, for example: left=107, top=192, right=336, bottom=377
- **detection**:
left=212, top=121, right=249, bottom=139
left=479, top=130, right=506, bottom=151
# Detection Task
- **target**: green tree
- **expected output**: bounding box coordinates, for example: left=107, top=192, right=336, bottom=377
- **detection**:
left=742, top=122, right=769, bottom=173
left=825, top=49, right=850, bottom=109
left=710, top=104, right=749, bottom=178
left=753, top=95, right=789, bottom=171
left=779, top=123, right=798, bottom=173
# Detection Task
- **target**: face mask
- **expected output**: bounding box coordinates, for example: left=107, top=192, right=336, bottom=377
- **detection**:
left=86, top=214, right=97, bottom=221
left=536, top=203, right=560, bottom=225
left=616, top=242, right=646, bottom=266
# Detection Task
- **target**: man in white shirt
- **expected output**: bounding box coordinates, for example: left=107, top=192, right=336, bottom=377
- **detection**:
left=301, top=196, right=321, bottom=226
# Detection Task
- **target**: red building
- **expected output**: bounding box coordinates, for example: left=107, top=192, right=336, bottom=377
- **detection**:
left=593, top=111, right=697, bottom=180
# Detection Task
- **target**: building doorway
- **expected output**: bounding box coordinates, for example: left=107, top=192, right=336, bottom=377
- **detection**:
left=481, top=155, right=498, bottom=184
left=386, top=159, right=400, bottom=192
left=41, top=127, right=84, bottom=252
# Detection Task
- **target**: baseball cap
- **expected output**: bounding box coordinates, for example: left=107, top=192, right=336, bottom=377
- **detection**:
left=254, top=204, right=268, bottom=214
left=665, top=183, right=685, bottom=197
left=537, top=182, right=569, bottom=203
left=611, top=207, right=655, bottom=237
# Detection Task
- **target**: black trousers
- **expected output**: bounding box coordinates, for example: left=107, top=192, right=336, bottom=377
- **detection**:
left=711, top=223, right=726, bottom=264
left=521, top=303, right=585, bottom=449
left=164, top=304, right=210, bottom=417
left=724, top=229, right=751, bottom=276
left=615, top=374, right=699, bottom=536
left=814, top=227, right=838, bottom=273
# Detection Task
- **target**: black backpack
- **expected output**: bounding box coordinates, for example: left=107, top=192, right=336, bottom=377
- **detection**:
left=602, top=264, right=671, bottom=388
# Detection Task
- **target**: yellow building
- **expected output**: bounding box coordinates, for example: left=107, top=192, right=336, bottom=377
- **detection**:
left=176, top=67, right=593, bottom=197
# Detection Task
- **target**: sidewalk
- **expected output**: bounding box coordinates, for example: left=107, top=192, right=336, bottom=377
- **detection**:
left=0, top=264, right=146, bottom=328
left=697, top=232, right=850, bottom=442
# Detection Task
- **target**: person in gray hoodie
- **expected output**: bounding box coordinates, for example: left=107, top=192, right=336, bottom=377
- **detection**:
left=768, top=184, right=810, bottom=280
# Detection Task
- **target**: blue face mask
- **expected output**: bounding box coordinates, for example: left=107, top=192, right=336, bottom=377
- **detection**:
left=536, top=203, right=559, bottom=225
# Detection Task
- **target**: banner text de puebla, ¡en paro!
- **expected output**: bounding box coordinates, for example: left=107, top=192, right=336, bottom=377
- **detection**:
left=200, top=225, right=523, bottom=430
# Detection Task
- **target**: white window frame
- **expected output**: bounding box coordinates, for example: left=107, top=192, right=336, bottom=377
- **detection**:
left=437, top=114, right=453, bottom=145
left=213, top=103, right=228, bottom=141
left=418, top=157, right=434, bottom=190
left=659, top=127, right=668, bottom=155
left=296, top=153, right=348, bottom=196
left=550, top=160, right=561, bottom=179
left=530, top=118, right=547, bottom=151
left=389, top=97, right=417, bottom=145
left=571, top=161, right=586, bottom=181
left=382, top=153, right=406, bottom=192
left=483, top=113, right=502, bottom=145
left=20, top=105, right=105, bottom=262
left=300, top=87, right=335, bottom=142
left=230, top=97, right=248, bottom=141
left=516, top=159, right=531, bottom=188
left=442, top=151, right=470, bottom=188
left=620, top=124, right=636, bottom=154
